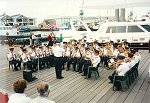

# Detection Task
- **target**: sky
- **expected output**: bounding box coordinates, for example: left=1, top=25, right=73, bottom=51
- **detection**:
left=0, top=0, right=150, bottom=23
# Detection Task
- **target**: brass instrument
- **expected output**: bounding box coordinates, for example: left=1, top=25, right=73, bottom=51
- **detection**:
left=118, top=46, right=125, bottom=53
left=98, top=48, right=104, bottom=56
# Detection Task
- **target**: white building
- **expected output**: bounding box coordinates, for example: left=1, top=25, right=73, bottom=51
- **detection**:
left=0, top=14, right=36, bottom=26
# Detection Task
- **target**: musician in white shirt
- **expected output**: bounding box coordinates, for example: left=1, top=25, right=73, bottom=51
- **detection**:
left=87, top=49, right=100, bottom=78
left=134, top=49, right=141, bottom=63
left=108, top=55, right=129, bottom=90
left=82, top=49, right=100, bottom=77
left=125, top=53, right=136, bottom=69
left=21, top=49, right=33, bottom=71
left=7, top=48, right=21, bottom=71
left=78, top=47, right=92, bottom=73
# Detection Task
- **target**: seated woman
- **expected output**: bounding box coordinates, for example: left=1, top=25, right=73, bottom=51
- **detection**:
left=8, top=79, right=31, bottom=103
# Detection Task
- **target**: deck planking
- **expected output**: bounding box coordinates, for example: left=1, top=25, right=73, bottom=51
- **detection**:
left=0, top=45, right=150, bottom=103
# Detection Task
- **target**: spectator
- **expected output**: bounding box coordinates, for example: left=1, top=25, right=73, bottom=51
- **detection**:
left=8, top=79, right=31, bottom=103
left=31, top=82, right=55, bottom=103
left=48, top=34, right=53, bottom=46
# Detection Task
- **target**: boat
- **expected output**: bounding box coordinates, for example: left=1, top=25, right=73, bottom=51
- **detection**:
left=88, top=21, right=150, bottom=49
left=0, top=25, right=30, bottom=42
left=55, top=19, right=92, bottom=42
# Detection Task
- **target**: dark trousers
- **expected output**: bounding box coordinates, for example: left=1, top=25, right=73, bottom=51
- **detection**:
left=48, top=41, right=53, bottom=46
left=78, top=59, right=90, bottom=72
left=10, top=59, right=21, bottom=70
left=108, top=71, right=116, bottom=83
left=31, top=59, right=38, bottom=71
left=62, top=57, right=68, bottom=69
left=83, top=62, right=92, bottom=75
left=67, top=58, right=74, bottom=70
left=108, top=71, right=121, bottom=89
left=49, top=55, right=54, bottom=67
left=103, top=56, right=110, bottom=67
left=54, top=57, right=63, bottom=79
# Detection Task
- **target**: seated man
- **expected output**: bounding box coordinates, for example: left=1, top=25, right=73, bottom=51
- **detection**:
left=31, top=82, right=55, bottom=103
left=125, top=52, right=136, bottom=69
left=82, top=49, right=100, bottom=77
left=108, top=55, right=129, bottom=90
left=7, top=48, right=21, bottom=71
left=8, top=79, right=31, bottom=103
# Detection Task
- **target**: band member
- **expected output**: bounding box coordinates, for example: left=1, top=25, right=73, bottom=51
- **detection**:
left=72, top=47, right=81, bottom=71
left=7, top=48, right=21, bottom=71
left=133, top=49, right=141, bottom=63
left=30, top=47, right=38, bottom=71
left=62, top=44, right=71, bottom=70
left=108, top=55, right=129, bottom=90
left=44, top=45, right=51, bottom=68
left=21, top=49, right=33, bottom=72
left=82, top=49, right=100, bottom=77
left=125, top=52, right=136, bottom=69
left=66, top=46, right=76, bottom=71
left=102, top=44, right=110, bottom=69
left=37, top=46, right=45, bottom=70
left=78, top=47, right=91, bottom=73
left=52, top=42, right=65, bottom=79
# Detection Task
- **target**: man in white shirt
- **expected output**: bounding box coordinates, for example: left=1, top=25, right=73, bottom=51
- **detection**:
left=87, top=49, right=101, bottom=78
left=125, top=53, right=136, bottom=69
left=8, top=80, right=31, bottom=103
left=7, top=48, right=21, bottom=71
left=31, top=82, right=55, bottom=103
left=108, top=55, right=129, bottom=90
left=82, top=49, right=100, bottom=78
left=52, top=42, right=65, bottom=79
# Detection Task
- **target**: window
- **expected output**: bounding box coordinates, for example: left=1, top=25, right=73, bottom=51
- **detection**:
left=141, top=25, right=150, bottom=32
left=127, top=26, right=144, bottom=32
left=106, top=26, right=126, bottom=33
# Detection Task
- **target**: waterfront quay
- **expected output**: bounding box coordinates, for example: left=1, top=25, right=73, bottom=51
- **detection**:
left=0, top=45, right=149, bottom=103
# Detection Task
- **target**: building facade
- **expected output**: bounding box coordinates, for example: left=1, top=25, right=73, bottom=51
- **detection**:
left=0, top=14, right=36, bottom=26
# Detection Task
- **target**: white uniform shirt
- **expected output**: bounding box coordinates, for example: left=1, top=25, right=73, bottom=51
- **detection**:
left=21, top=53, right=30, bottom=63
left=31, top=96, right=55, bottom=103
left=117, top=62, right=129, bottom=76
left=65, top=49, right=71, bottom=57
left=113, top=49, right=119, bottom=58
left=134, top=54, right=141, bottom=63
left=8, top=93, right=31, bottom=103
left=30, top=51, right=37, bottom=59
left=74, top=50, right=81, bottom=58
left=52, top=46, right=65, bottom=57
left=127, top=59, right=136, bottom=69
left=18, top=50, right=23, bottom=56
left=103, top=48, right=108, bottom=55
left=120, top=53, right=126, bottom=57
left=92, top=55, right=101, bottom=67
left=7, top=52, right=16, bottom=61
left=85, top=51, right=91, bottom=60
left=45, top=48, right=50, bottom=56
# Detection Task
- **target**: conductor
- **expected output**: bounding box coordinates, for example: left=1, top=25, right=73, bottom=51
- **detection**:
left=52, top=41, right=65, bottom=79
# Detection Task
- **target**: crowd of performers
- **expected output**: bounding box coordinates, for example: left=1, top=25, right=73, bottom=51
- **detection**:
left=7, top=39, right=141, bottom=89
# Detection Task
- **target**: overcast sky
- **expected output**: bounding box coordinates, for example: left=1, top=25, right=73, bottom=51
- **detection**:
left=0, top=0, right=150, bottom=22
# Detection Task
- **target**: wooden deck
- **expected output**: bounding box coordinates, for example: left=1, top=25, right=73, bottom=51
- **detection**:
left=0, top=45, right=150, bottom=103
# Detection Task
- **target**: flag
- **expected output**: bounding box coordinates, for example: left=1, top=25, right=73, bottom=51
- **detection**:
left=47, top=23, right=55, bottom=30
